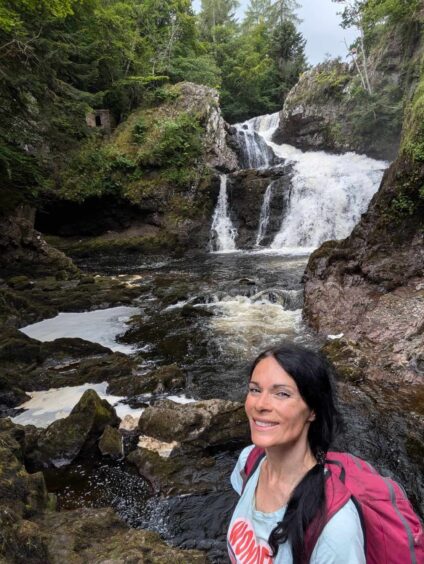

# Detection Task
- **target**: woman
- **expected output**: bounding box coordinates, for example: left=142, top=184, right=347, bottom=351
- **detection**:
left=227, top=342, right=365, bottom=563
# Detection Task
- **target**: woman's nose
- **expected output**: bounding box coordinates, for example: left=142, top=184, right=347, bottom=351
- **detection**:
left=255, top=391, right=271, bottom=411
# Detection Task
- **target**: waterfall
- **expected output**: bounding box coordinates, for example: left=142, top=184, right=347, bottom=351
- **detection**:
left=233, top=119, right=277, bottom=169
left=209, top=174, right=237, bottom=252
left=270, top=151, right=385, bottom=249
left=255, top=181, right=275, bottom=246
left=235, top=112, right=387, bottom=252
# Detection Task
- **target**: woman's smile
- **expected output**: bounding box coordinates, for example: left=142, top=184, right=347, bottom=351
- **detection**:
left=252, top=418, right=279, bottom=430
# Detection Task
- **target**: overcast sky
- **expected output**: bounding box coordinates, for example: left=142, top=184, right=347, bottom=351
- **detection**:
left=192, top=0, right=358, bottom=66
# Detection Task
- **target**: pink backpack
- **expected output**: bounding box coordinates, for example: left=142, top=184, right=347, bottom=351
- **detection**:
left=242, top=447, right=424, bottom=563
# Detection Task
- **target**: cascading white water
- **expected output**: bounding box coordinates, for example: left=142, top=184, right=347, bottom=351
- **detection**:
left=255, top=180, right=276, bottom=246
left=240, top=112, right=388, bottom=252
left=209, top=174, right=237, bottom=252
left=233, top=119, right=276, bottom=169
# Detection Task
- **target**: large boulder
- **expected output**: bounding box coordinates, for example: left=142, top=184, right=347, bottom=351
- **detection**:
left=127, top=446, right=236, bottom=496
left=27, top=389, right=119, bottom=469
left=137, top=398, right=249, bottom=450
left=0, top=419, right=52, bottom=563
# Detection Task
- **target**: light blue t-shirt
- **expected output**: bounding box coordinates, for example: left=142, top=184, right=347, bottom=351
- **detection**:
left=228, top=446, right=365, bottom=564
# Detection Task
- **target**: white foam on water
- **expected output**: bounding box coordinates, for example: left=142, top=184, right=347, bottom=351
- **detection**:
left=11, top=382, right=143, bottom=428
left=167, top=395, right=197, bottom=404
left=20, top=306, right=140, bottom=354
left=204, top=295, right=302, bottom=354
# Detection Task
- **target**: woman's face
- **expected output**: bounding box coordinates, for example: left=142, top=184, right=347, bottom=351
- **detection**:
left=245, top=356, right=315, bottom=451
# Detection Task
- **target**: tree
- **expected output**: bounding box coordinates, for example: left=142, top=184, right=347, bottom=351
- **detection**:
left=332, top=1, right=372, bottom=94
left=198, top=0, right=239, bottom=44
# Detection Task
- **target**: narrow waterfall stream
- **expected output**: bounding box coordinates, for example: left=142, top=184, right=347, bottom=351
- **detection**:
left=209, top=174, right=237, bottom=252
left=16, top=112, right=423, bottom=562
left=255, top=181, right=276, bottom=246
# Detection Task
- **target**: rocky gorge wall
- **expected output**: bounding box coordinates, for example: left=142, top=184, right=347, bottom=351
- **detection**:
left=302, top=17, right=424, bottom=506
left=273, top=20, right=421, bottom=160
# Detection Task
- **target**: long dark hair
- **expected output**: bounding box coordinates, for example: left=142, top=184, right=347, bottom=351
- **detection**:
left=249, top=342, right=341, bottom=562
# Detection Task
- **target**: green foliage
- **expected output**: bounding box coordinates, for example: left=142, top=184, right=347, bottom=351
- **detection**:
left=349, top=83, right=403, bottom=139
left=169, top=54, right=222, bottom=89
left=0, top=141, right=41, bottom=215
left=390, top=192, right=416, bottom=216
left=314, top=65, right=351, bottom=98
left=132, top=117, right=148, bottom=144
left=362, top=0, right=422, bottom=26
left=402, top=67, right=424, bottom=162
left=138, top=113, right=203, bottom=169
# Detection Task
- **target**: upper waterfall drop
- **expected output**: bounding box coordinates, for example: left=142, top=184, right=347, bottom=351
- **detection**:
left=209, top=174, right=237, bottom=252
left=234, top=112, right=388, bottom=253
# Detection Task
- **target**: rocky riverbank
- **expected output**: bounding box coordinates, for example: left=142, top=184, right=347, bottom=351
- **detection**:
left=0, top=416, right=207, bottom=563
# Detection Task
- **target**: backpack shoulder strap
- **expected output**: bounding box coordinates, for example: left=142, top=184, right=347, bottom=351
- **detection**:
left=240, top=446, right=265, bottom=494
left=304, top=453, right=353, bottom=561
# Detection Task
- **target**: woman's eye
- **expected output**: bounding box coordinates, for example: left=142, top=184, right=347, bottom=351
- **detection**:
left=248, top=387, right=260, bottom=394
left=275, top=391, right=290, bottom=398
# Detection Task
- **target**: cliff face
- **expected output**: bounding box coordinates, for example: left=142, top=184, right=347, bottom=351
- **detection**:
left=274, top=25, right=413, bottom=160
left=303, top=29, right=424, bottom=386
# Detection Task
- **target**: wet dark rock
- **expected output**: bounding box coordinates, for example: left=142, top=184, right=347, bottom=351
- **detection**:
left=0, top=327, right=43, bottom=364
left=137, top=399, right=249, bottom=449
left=0, top=418, right=205, bottom=562
left=0, top=273, right=140, bottom=329
left=322, top=338, right=368, bottom=384
left=27, top=390, right=119, bottom=469
left=99, top=425, right=124, bottom=459
left=0, top=330, right=137, bottom=408
left=107, top=364, right=185, bottom=396
left=226, top=165, right=292, bottom=248
left=127, top=446, right=237, bottom=496
left=179, top=304, right=213, bottom=318
left=0, top=205, right=79, bottom=280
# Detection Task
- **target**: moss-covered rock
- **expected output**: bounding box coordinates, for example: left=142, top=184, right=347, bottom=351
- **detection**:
left=98, top=425, right=123, bottom=459
left=0, top=419, right=206, bottom=562
left=276, top=33, right=408, bottom=161
left=0, top=271, right=140, bottom=329
left=27, top=390, right=119, bottom=469
left=322, top=338, right=369, bottom=383
left=36, top=507, right=207, bottom=563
